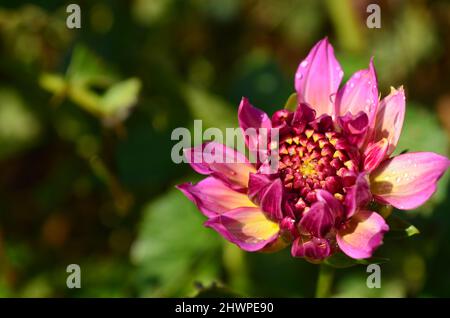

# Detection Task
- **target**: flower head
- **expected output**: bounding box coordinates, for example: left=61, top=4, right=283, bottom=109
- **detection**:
left=177, top=38, right=450, bottom=262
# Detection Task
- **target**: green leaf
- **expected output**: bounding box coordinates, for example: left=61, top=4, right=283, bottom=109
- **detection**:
left=368, top=201, right=393, bottom=218
left=325, top=0, right=365, bottom=52
left=39, top=45, right=141, bottom=125
left=182, top=84, right=236, bottom=131
left=355, top=257, right=390, bottom=265
left=385, top=214, right=420, bottom=239
left=39, top=73, right=66, bottom=95
left=0, top=88, right=41, bottom=159
left=284, top=92, right=298, bottom=111
left=130, top=188, right=223, bottom=297
left=182, top=84, right=244, bottom=148
left=324, top=253, right=389, bottom=268
left=101, top=78, right=142, bottom=123
left=194, top=283, right=242, bottom=298
left=66, top=45, right=116, bottom=87
left=324, top=253, right=358, bottom=268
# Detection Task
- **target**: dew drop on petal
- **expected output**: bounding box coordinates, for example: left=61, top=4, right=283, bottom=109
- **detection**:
left=300, top=60, right=308, bottom=68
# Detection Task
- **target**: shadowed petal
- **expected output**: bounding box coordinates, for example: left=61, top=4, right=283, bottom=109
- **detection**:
left=310, top=114, right=333, bottom=132
left=184, top=142, right=256, bottom=190
left=291, top=236, right=331, bottom=260
left=338, top=111, right=369, bottom=147
left=279, top=217, right=298, bottom=242
left=344, top=173, right=372, bottom=218
left=258, top=179, right=283, bottom=221
left=271, top=110, right=294, bottom=138
left=205, top=207, right=280, bottom=252
left=260, top=237, right=289, bottom=253
left=317, top=189, right=344, bottom=218
left=177, top=177, right=256, bottom=217
left=248, top=174, right=283, bottom=220
left=299, top=201, right=334, bottom=238
left=238, top=97, right=272, bottom=162
left=292, top=102, right=316, bottom=126
left=372, top=86, right=405, bottom=156
left=299, top=190, right=341, bottom=237
left=337, top=210, right=388, bottom=259
left=370, top=152, right=450, bottom=209
left=295, top=37, right=343, bottom=117
left=248, top=173, right=273, bottom=201
left=363, top=138, right=389, bottom=172
left=335, top=58, right=378, bottom=128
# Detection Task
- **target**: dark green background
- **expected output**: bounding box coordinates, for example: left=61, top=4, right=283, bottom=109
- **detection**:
left=0, top=0, right=449, bottom=297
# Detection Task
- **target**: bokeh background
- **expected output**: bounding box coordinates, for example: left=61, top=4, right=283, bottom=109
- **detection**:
left=0, top=0, right=450, bottom=297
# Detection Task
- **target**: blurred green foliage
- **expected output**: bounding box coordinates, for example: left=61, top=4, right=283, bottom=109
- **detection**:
left=0, top=0, right=449, bottom=298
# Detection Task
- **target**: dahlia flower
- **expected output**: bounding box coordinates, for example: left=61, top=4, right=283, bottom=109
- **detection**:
left=177, top=38, right=450, bottom=261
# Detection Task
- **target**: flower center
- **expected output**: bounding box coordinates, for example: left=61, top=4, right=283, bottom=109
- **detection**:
left=277, top=126, right=359, bottom=219
left=299, top=159, right=318, bottom=177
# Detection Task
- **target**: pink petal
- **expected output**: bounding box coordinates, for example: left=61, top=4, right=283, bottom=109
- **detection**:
left=177, top=177, right=256, bottom=218
left=299, top=190, right=343, bottom=238
left=258, top=181, right=284, bottom=221
left=363, top=138, right=389, bottom=172
left=317, top=189, right=344, bottom=218
left=184, top=142, right=256, bottom=190
left=370, top=152, right=450, bottom=209
left=248, top=173, right=283, bottom=220
left=292, top=102, right=316, bottom=126
left=337, top=111, right=369, bottom=147
left=299, top=200, right=335, bottom=238
left=337, top=210, right=389, bottom=259
left=310, top=113, right=333, bottom=132
left=294, top=37, right=343, bottom=117
left=279, top=217, right=298, bottom=241
left=248, top=173, right=272, bottom=201
left=371, top=86, right=405, bottom=156
left=291, top=236, right=331, bottom=260
left=205, top=207, right=280, bottom=252
left=335, top=58, right=378, bottom=128
left=238, top=97, right=272, bottom=162
left=344, top=173, right=372, bottom=218
left=271, top=109, right=293, bottom=127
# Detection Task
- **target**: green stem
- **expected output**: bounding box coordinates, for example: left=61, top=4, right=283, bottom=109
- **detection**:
left=315, top=264, right=334, bottom=298
left=223, top=242, right=249, bottom=294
